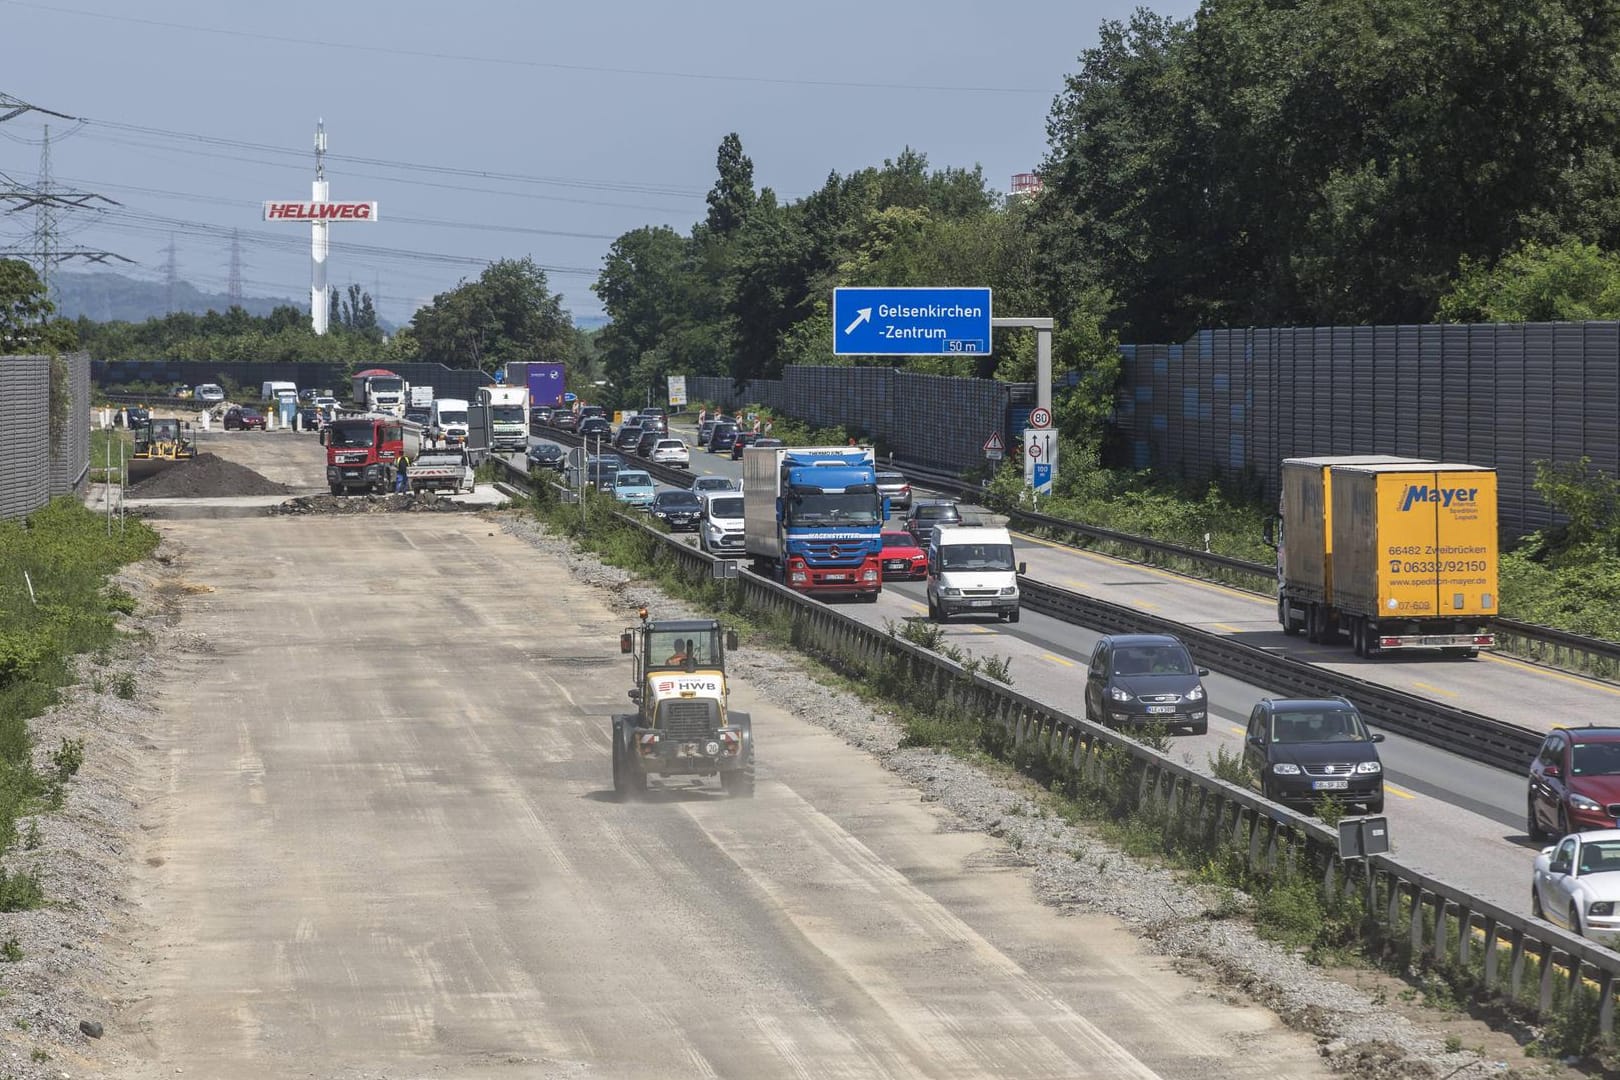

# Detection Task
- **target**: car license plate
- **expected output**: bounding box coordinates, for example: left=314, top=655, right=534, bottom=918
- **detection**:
left=1422, top=636, right=1450, bottom=645
left=970, top=599, right=993, bottom=607
left=1146, top=705, right=1176, bottom=714
left=823, top=573, right=848, bottom=581
left=886, top=560, right=906, bottom=570
left=1312, top=779, right=1349, bottom=790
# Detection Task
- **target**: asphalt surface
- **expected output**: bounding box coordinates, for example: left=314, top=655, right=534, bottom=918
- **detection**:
left=530, top=423, right=1617, bottom=923
left=123, top=498, right=1329, bottom=1077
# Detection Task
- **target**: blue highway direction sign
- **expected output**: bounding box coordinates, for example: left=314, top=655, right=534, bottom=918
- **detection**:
left=833, top=287, right=992, bottom=356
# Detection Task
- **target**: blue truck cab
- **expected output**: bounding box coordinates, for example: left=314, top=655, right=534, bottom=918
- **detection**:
left=741, top=445, right=885, bottom=601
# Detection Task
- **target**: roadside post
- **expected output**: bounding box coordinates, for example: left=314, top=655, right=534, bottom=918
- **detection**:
left=1337, top=816, right=1391, bottom=914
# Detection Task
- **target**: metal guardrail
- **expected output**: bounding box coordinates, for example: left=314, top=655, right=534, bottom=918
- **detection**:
left=493, top=451, right=1620, bottom=1040
left=891, top=459, right=1620, bottom=678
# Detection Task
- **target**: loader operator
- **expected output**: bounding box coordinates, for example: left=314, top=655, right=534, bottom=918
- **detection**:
left=666, top=638, right=696, bottom=666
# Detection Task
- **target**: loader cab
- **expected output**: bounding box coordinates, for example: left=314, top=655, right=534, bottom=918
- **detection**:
left=620, top=613, right=738, bottom=710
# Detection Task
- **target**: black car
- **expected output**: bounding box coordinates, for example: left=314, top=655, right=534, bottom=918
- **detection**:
left=709, top=425, right=740, bottom=453
left=649, top=490, right=704, bottom=531
left=729, top=430, right=760, bottom=459
left=905, top=500, right=962, bottom=546
left=614, top=424, right=645, bottom=451
left=1083, top=634, right=1210, bottom=735
left=551, top=411, right=578, bottom=432
left=530, top=406, right=553, bottom=426
left=635, top=429, right=663, bottom=458
left=639, top=413, right=669, bottom=434
left=579, top=416, right=612, bottom=439
left=122, top=406, right=151, bottom=427
left=1243, top=697, right=1385, bottom=813
left=527, top=443, right=566, bottom=471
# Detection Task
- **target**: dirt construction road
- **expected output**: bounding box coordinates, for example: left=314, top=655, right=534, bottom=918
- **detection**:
left=123, top=514, right=1329, bottom=1078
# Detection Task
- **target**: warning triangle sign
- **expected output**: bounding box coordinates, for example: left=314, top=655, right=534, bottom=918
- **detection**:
left=983, top=431, right=1005, bottom=452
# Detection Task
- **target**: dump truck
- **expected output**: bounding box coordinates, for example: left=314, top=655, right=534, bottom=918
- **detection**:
left=611, top=610, right=753, bottom=798
left=323, top=415, right=405, bottom=495
left=475, top=385, right=529, bottom=451
left=1270, top=458, right=1498, bottom=656
left=351, top=368, right=407, bottom=416
left=742, top=444, right=884, bottom=600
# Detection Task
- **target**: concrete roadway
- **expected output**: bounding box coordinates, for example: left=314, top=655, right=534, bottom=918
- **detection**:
left=545, top=428, right=1586, bottom=924
left=124, top=505, right=1328, bottom=1077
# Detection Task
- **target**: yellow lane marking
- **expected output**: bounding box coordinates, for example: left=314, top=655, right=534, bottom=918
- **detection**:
left=1214, top=622, right=1242, bottom=633
left=1384, top=784, right=1417, bottom=800
left=1042, top=653, right=1076, bottom=668
left=1482, top=651, right=1620, bottom=698
left=1229, top=726, right=1247, bottom=736
left=1411, top=681, right=1458, bottom=699
left=1135, top=600, right=1158, bottom=611
left=967, top=626, right=994, bottom=635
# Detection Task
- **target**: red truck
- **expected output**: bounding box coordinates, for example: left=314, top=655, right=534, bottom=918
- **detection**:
left=323, top=416, right=404, bottom=495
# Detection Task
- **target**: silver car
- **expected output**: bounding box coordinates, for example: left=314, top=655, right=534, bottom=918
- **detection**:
left=876, top=470, right=912, bottom=512
left=692, top=475, right=740, bottom=496
left=1533, top=829, right=1620, bottom=946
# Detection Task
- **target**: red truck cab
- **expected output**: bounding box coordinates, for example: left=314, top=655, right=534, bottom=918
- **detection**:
left=324, top=416, right=404, bottom=495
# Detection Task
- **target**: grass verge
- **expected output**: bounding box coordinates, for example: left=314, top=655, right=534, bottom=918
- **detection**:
left=0, top=498, right=158, bottom=911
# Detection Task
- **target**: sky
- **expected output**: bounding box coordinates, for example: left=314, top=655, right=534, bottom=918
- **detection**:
left=1, top=0, right=1197, bottom=327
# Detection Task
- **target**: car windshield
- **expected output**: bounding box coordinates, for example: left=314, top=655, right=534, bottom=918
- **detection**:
left=695, top=478, right=733, bottom=491
left=916, top=505, right=959, bottom=521
left=708, top=496, right=743, bottom=519
left=786, top=491, right=881, bottom=527
left=648, top=628, right=723, bottom=669
left=1112, top=645, right=1194, bottom=677
left=438, top=411, right=468, bottom=425
left=1577, top=839, right=1620, bottom=874
left=530, top=446, right=561, bottom=458
left=878, top=473, right=906, bottom=485
left=617, top=471, right=652, bottom=487
left=1571, top=742, right=1620, bottom=777
left=492, top=406, right=525, bottom=422
left=882, top=533, right=915, bottom=550
left=327, top=422, right=376, bottom=448
left=657, top=440, right=684, bottom=450
left=939, top=543, right=1015, bottom=571
left=1269, top=709, right=1370, bottom=743
left=658, top=493, right=702, bottom=510
left=369, top=377, right=403, bottom=392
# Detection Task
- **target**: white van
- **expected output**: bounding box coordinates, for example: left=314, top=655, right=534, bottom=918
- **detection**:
left=261, top=380, right=298, bottom=402
left=429, top=398, right=470, bottom=446
left=926, top=525, right=1025, bottom=623
left=699, top=491, right=745, bottom=554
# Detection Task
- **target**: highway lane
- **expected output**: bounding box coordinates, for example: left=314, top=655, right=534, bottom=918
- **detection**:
left=124, top=508, right=1330, bottom=1078
left=654, top=420, right=1620, bottom=735
left=529, top=428, right=1551, bottom=922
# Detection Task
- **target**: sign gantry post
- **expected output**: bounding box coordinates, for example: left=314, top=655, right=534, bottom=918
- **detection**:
left=262, top=120, right=378, bottom=335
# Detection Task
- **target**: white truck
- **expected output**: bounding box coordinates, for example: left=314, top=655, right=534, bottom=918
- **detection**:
left=261, top=380, right=298, bottom=402
left=428, top=398, right=470, bottom=447
left=476, top=385, right=530, bottom=451
left=351, top=368, right=408, bottom=416
left=409, top=385, right=434, bottom=409
left=399, top=424, right=474, bottom=494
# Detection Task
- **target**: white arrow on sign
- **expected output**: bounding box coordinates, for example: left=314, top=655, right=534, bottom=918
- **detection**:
left=842, top=308, right=872, bottom=335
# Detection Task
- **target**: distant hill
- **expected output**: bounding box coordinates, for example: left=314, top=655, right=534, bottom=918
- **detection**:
left=575, top=314, right=610, bottom=331
left=49, top=271, right=309, bottom=323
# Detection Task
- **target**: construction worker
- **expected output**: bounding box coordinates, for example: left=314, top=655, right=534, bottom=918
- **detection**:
left=394, top=452, right=411, bottom=494
left=666, top=638, right=695, bottom=665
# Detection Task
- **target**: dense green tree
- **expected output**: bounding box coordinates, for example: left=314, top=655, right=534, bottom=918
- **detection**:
left=1438, top=239, right=1620, bottom=322
left=706, top=133, right=758, bottom=238
left=410, top=257, right=574, bottom=372
left=0, top=259, right=77, bottom=354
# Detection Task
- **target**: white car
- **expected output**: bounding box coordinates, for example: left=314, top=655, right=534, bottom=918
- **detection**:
left=196, top=383, right=226, bottom=404
left=699, top=492, right=745, bottom=554
left=650, top=438, right=690, bottom=469
left=1532, top=829, right=1620, bottom=946
left=692, top=475, right=740, bottom=496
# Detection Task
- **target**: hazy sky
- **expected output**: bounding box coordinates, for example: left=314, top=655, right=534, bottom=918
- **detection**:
left=2, top=0, right=1195, bottom=325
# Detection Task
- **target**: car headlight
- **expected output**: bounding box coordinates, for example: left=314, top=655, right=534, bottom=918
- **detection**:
left=1185, top=685, right=1205, bottom=702
left=1570, top=793, right=1605, bottom=812
left=942, top=587, right=962, bottom=597
left=1590, top=901, right=1616, bottom=917
left=1108, top=686, right=1133, bottom=702
left=1272, top=763, right=1302, bottom=775
left=1355, top=760, right=1382, bottom=774
left=999, top=585, right=1018, bottom=596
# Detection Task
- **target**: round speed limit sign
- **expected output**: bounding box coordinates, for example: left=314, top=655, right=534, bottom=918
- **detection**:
left=1029, top=407, right=1053, bottom=429
left=1027, top=441, right=1043, bottom=459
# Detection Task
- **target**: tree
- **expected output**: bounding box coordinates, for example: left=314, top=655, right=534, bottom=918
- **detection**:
left=1438, top=239, right=1620, bottom=322
left=410, top=258, right=574, bottom=371
left=706, top=133, right=758, bottom=238
left=0, top=258, right=76, bottom=354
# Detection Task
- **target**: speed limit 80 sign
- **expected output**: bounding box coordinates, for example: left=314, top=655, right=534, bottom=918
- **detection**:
left=1029, top=406, right=1052, bottom=429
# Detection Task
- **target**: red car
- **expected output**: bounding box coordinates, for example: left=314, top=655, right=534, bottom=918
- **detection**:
left=224, top=406, right=266, bottom=431
left=1529, top=726, right=1620, bottom=839
left=880, top=530, right=927, bottom=580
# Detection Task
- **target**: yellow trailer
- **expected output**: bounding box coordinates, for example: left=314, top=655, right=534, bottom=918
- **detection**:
left=1328, top=463, right=1499, bottom=657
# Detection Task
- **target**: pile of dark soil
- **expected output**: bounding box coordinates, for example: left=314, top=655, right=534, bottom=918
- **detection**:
left=127, top=453, right=292, bottom=498
left=268, top=492, right=474, bottom=515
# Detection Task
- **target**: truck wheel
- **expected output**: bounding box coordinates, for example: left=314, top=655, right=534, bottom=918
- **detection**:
left=722, top=756, right=756, bottom=798
left=1305, top=605, right=1321, bottom=644
left=1007, top=608, right=1020, bottom=624
left=1279, top=598, right=1301, bottom=636
left=1351, top=618, right=1366, bottom=657
left=329, top=484, right=342, bottom=497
